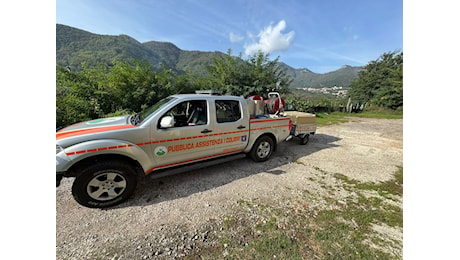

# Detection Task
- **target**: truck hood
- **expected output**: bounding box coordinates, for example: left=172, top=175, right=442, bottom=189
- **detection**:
left=56, top=116, right=135, bottom=140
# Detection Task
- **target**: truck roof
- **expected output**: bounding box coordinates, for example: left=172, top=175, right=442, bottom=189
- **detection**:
left=170, top=93, right=244, bottom=100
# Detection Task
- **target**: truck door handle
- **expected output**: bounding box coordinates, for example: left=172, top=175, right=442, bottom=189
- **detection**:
left=201, top=129, right=213, bottom=134
left=237, top=125, right=246, bottom=129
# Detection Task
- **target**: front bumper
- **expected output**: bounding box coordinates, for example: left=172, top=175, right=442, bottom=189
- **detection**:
left=56, top=172, right=64, bottom=187
left=56, top=150, right=72, bottom=188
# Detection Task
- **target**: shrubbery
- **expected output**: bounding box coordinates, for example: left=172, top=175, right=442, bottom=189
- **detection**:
left=56, top=50, right=403, bottom=128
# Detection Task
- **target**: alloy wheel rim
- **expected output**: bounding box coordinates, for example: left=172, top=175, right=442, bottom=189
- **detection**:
left=87, top=172, right=127, bottom=201
left=257, top=141, right=271, bottom=158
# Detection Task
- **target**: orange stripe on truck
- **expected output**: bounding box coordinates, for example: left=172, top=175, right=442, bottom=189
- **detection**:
left=250, top=118, right=291, bottom=124
left=56, top=125, right=135, bottom=140
left=65, top=144, right=134, bottom=156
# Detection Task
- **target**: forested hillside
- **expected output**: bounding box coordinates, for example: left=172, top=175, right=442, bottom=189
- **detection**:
left=56, top=24, right=361, bottom=89
left=56, top=25, right=160, bottom=70
left=284, top=64, right=363, bottom=89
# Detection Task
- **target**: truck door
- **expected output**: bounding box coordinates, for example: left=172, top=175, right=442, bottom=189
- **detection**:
left=213, top=99, right=249, bottom=155
left=150, top=99, right=217, bottom=170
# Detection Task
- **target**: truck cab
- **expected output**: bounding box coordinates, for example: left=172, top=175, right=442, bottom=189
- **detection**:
left=145, top=94, right=251, bottom=172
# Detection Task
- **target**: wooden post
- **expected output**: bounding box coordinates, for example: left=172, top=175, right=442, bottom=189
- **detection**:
left=346, top=97, right=352, bottom=113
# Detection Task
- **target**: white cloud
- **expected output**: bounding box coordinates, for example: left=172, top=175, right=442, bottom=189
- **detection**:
left=343, top=26, right=359, bottom=41
left=229, top=32, right=244, bottom=43
left=244, top=20, right=295, bottom=56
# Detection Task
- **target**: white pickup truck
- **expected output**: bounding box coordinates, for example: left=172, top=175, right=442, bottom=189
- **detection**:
left=56, top=92, right=293, bottom=208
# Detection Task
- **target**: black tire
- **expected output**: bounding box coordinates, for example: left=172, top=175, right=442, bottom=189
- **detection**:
left=300, top=134, right=310, bottom=145
left=72, top=160, right=138, bottom=208
left=249, top=135, right=274, bottom=162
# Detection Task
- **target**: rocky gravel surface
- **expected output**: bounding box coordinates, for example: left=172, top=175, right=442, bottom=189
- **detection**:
left=56, top=117, right=403, bottom=259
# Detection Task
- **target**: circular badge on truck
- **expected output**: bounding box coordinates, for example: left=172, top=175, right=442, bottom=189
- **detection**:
left=154, top=146, right=167, bottom=156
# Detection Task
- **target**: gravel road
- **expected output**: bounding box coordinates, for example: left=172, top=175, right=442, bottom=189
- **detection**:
left=56, top=117, right=403, bottom=259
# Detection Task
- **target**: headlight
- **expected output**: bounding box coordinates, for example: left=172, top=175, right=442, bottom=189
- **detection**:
left=56, top=145, right=64, bottom=154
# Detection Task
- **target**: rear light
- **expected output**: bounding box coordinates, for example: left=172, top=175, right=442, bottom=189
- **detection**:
left=288, top=119, right=293, bottom=131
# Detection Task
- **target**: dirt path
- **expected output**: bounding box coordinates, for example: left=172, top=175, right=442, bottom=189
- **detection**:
left=56, top=117, right=403, bottom=259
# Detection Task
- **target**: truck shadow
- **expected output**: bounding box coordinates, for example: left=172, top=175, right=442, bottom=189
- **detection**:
left=115, top=133, right=341, bottom=209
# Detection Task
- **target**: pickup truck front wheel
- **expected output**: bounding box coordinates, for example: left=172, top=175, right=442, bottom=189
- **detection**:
left=249, top=135, right=274, bottom=162
left=72, top=161, right=138, bottom=208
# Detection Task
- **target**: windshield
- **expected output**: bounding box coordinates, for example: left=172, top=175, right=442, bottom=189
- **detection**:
left=137, top=97, right=176, bottom=124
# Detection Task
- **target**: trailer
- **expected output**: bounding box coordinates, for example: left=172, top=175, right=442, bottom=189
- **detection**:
left=282, top=111, right=317, bottom=145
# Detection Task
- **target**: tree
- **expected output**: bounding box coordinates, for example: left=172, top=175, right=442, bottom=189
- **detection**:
left=206, top=49, right=292, bottom=97
left=56, top=65, right=103, bottom=128
left=247, top=50, right=291, bottom=95
left=348, top=50, right=403, bottom=110
left=56, top=60, right=183, bottom=128
left=106, top=60, right=159, bottom=112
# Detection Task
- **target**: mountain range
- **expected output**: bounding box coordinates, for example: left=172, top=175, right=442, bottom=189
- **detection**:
left=56, top=24, right=363, bottom=89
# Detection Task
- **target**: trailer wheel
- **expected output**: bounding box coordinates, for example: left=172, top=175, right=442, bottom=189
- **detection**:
left=300, top=134, right=310, bottom=145
left=249, top=135, right=274, bottom=162
left=72, top=160, right=137, bottom=208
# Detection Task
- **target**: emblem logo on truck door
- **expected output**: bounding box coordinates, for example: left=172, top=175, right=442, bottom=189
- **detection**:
left=154, top=146, right=167, bottom=156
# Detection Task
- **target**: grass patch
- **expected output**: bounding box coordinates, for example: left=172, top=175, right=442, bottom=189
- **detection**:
left=195, top=167, right=403, bottom=259
left=316, top=111, right=403, bottom=126
left=335, top=166, right=403, bottom=197
left=223, top=215, right=238, bottom=230
left=355, top=112, right=403, bottom=119
left=315, top=112, right=350, bottom=126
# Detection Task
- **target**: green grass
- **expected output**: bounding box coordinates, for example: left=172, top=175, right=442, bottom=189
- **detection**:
left=352, top=111, right=403, bottom=119
left=194, top=167, right=403, bottom=260
left=315, top=111, right=403, bottom=126
left=315, top=112, right=350, bottom=126
left=335, top=166, right=403, bottom=198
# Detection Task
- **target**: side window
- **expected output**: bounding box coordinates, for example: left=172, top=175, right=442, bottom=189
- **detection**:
left=160, top=100, right=207, bottom=127
left=216, top=100, right=241, bottom=123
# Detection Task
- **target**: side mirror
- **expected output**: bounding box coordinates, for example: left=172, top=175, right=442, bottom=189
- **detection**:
left=160, top=116, right=175, bottom=128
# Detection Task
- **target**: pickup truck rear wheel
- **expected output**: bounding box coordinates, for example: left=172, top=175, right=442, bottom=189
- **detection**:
left=249, top=135, right=274, bottom=162
left=71, top=161, right=137, bottom=208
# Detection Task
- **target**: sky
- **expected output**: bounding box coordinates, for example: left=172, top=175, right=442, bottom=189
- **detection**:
left=56, top=0, right=402, bottom=74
